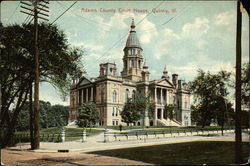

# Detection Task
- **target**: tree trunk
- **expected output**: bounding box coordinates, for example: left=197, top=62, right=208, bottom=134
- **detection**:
left=29, top=85, right=35, bottom=149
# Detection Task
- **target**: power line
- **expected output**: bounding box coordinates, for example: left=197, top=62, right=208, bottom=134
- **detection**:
left=137, top=1, right=193, bottom=34
left=96, top=0, right=166, bottom=64
left=6, top=1, right=21, bottom=23
left=51, top=1, right=78, bottom=25
left=56, top=1, right=112, bottom=32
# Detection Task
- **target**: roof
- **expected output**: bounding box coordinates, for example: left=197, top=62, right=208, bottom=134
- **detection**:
left=124, top=19, right=141, bottom=49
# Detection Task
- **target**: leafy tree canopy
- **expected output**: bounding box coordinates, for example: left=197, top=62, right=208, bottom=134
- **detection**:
left=164, top=104, right=177, bottom=120
left=121, top=92, right=152, bottom=125
left=188, top=69, right=232, bottom=127
left=0, top=23, right=84, bottom=146
left=76, top=102, right=99, bottom=128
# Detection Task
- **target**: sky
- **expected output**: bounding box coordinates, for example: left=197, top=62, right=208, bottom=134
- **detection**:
left=2, top=0, right=249, bottom=106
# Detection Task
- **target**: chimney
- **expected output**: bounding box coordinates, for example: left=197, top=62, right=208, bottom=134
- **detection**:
left=178, top=80, right=182, bottom=90
left=172, top=74, right=178, bottom=88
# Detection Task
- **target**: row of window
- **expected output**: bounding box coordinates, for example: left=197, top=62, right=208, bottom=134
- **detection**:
left=112, top=89, right=136, bottom=103
left=124, top=59, right=141, bottom=69
left=112, top=120, right=119, bottom=126
left=126, top=49, right=141, bottom=55
left=112, top=107, right=119, bottom=116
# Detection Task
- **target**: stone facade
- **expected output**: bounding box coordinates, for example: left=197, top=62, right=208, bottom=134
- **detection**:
left=69, top=20, right=191, bottom=126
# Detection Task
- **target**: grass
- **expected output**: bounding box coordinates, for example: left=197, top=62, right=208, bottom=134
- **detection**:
left=107, top=126, right=235, bottom=135
left=89, top=141, right=250, bottom=165
left=14, top=127, right=103, bottom=142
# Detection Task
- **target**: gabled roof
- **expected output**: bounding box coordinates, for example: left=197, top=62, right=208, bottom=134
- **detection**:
left=149, top=78, right=174, bottom=88
left=76, top=75, right=94, bottom=87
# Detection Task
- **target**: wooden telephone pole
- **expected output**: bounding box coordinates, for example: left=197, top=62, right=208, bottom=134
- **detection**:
left=235, top=0, right=243, bottom=164
left=20, top=0, right=49, bottom=150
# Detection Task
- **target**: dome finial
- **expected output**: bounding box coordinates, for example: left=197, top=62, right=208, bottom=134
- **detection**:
left=131, top=18, right=135, bottom=29
left=143, top=59, right=148, bottom=69
left=163, top=65, right=168, bottom=73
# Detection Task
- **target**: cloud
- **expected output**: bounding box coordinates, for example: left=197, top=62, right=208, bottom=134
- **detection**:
left=72, top=42, right=104, bottom=52
left=214, top=11, right=235, bottom=25
left=182, top=17, right=210, bottom=38
left=163, top=28, right=180, bottom=40
left=136, top=16, right=158, bottom=43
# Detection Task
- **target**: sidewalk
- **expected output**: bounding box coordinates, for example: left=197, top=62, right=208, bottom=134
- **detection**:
left=23, top=130, right=249, bottom=153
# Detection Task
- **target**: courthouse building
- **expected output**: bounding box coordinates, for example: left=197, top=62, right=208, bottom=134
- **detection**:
left=69, top=20, right=191, bottom=126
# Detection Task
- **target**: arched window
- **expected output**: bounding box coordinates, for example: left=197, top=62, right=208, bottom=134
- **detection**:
left=112, top=107, right=115, bottom=116
left=184, top=101, right=187, bottom=109
left=101, top=91, right=104, bottom=103
left=125, top=89, right=129, bottom=102
left=132, top=49, right=135, bottom=55
left=116, top=108, right=118, bottom=116
left=113, top=90, right=117, bottom=102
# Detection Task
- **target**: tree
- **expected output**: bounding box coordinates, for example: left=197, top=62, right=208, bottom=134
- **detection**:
left=212, top=96, right=234, bottom=135
left=16, top=101, right=68, bottom=130
left=121, top=92, right=148, bottom=126
left=241, top=62, right=249, bottom=106
left=47, top=105, right=69, bottom=127
left=0, top=23, right=84, bottom=148
left=164, top=104, right=177, bottom=132
left=188, top=69, right=231, bottom=128
left=76, top=102, right=99, bottom=128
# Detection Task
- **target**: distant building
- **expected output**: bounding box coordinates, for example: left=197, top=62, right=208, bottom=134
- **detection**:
left=69, top=20, right=191, bottom=126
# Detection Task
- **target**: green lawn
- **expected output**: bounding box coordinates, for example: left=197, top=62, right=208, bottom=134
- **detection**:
left=110, top=126, right=235, bottom=135
left=89, top=141, right=250, bottom=165
left=15, top=127, right=103, bottom=142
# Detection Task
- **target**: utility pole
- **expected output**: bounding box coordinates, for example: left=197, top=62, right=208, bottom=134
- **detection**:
left=0, top=1, right=5, bottom=165
left=235, top=0, right=243, bottom=164
left=33, top=0, right=40, bottom=149
left=20, top=0, right=49, bottom=150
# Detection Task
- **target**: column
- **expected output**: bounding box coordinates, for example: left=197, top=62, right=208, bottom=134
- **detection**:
left=167, top=90, right=170, bottom=104
left=82, top=89, right=84, bottom=103
left=91, top=87, right=93, bottom=101
left=154, top=87, right=157, bottom=104
left=160, top=88, right=163, bottom=105
left=161, top=108, right=164, bottom=119
left=169, top=91, right=172, bottom=104
left=154, top=108, right=157, bottom=126
left=77, top=90, right=79, bottom=105
left=86, top=88, right=88, bottom=102
left=166, top=89, right=168, bottom=104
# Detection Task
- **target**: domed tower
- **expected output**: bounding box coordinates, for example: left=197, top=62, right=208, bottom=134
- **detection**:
left=121, top=19, right=143, bottom=82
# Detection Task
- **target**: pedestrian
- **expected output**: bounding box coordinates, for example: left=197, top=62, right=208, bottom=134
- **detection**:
left=119, top=124, right=122, bottom=131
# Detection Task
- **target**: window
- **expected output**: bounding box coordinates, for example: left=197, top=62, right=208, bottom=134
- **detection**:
left=132, top=49, right=135, bottom=55
left=184, top=101, right=187, bottom=109
left=138, top=49, right=140, bottom=55
left=101, top=91, right=104, bottom=103
left=112, top=121, right=115, bottom=125
left=116, top=121, right=118, bottom=126
left=115, top=108, right=118, bottom=116
left=113, top=90, right=117, bottom=102
left=124, top=61, right=127, bottom=68
left=112, top=107, right=115, bottom=116
left=125, top=89, right=129, bottom=102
